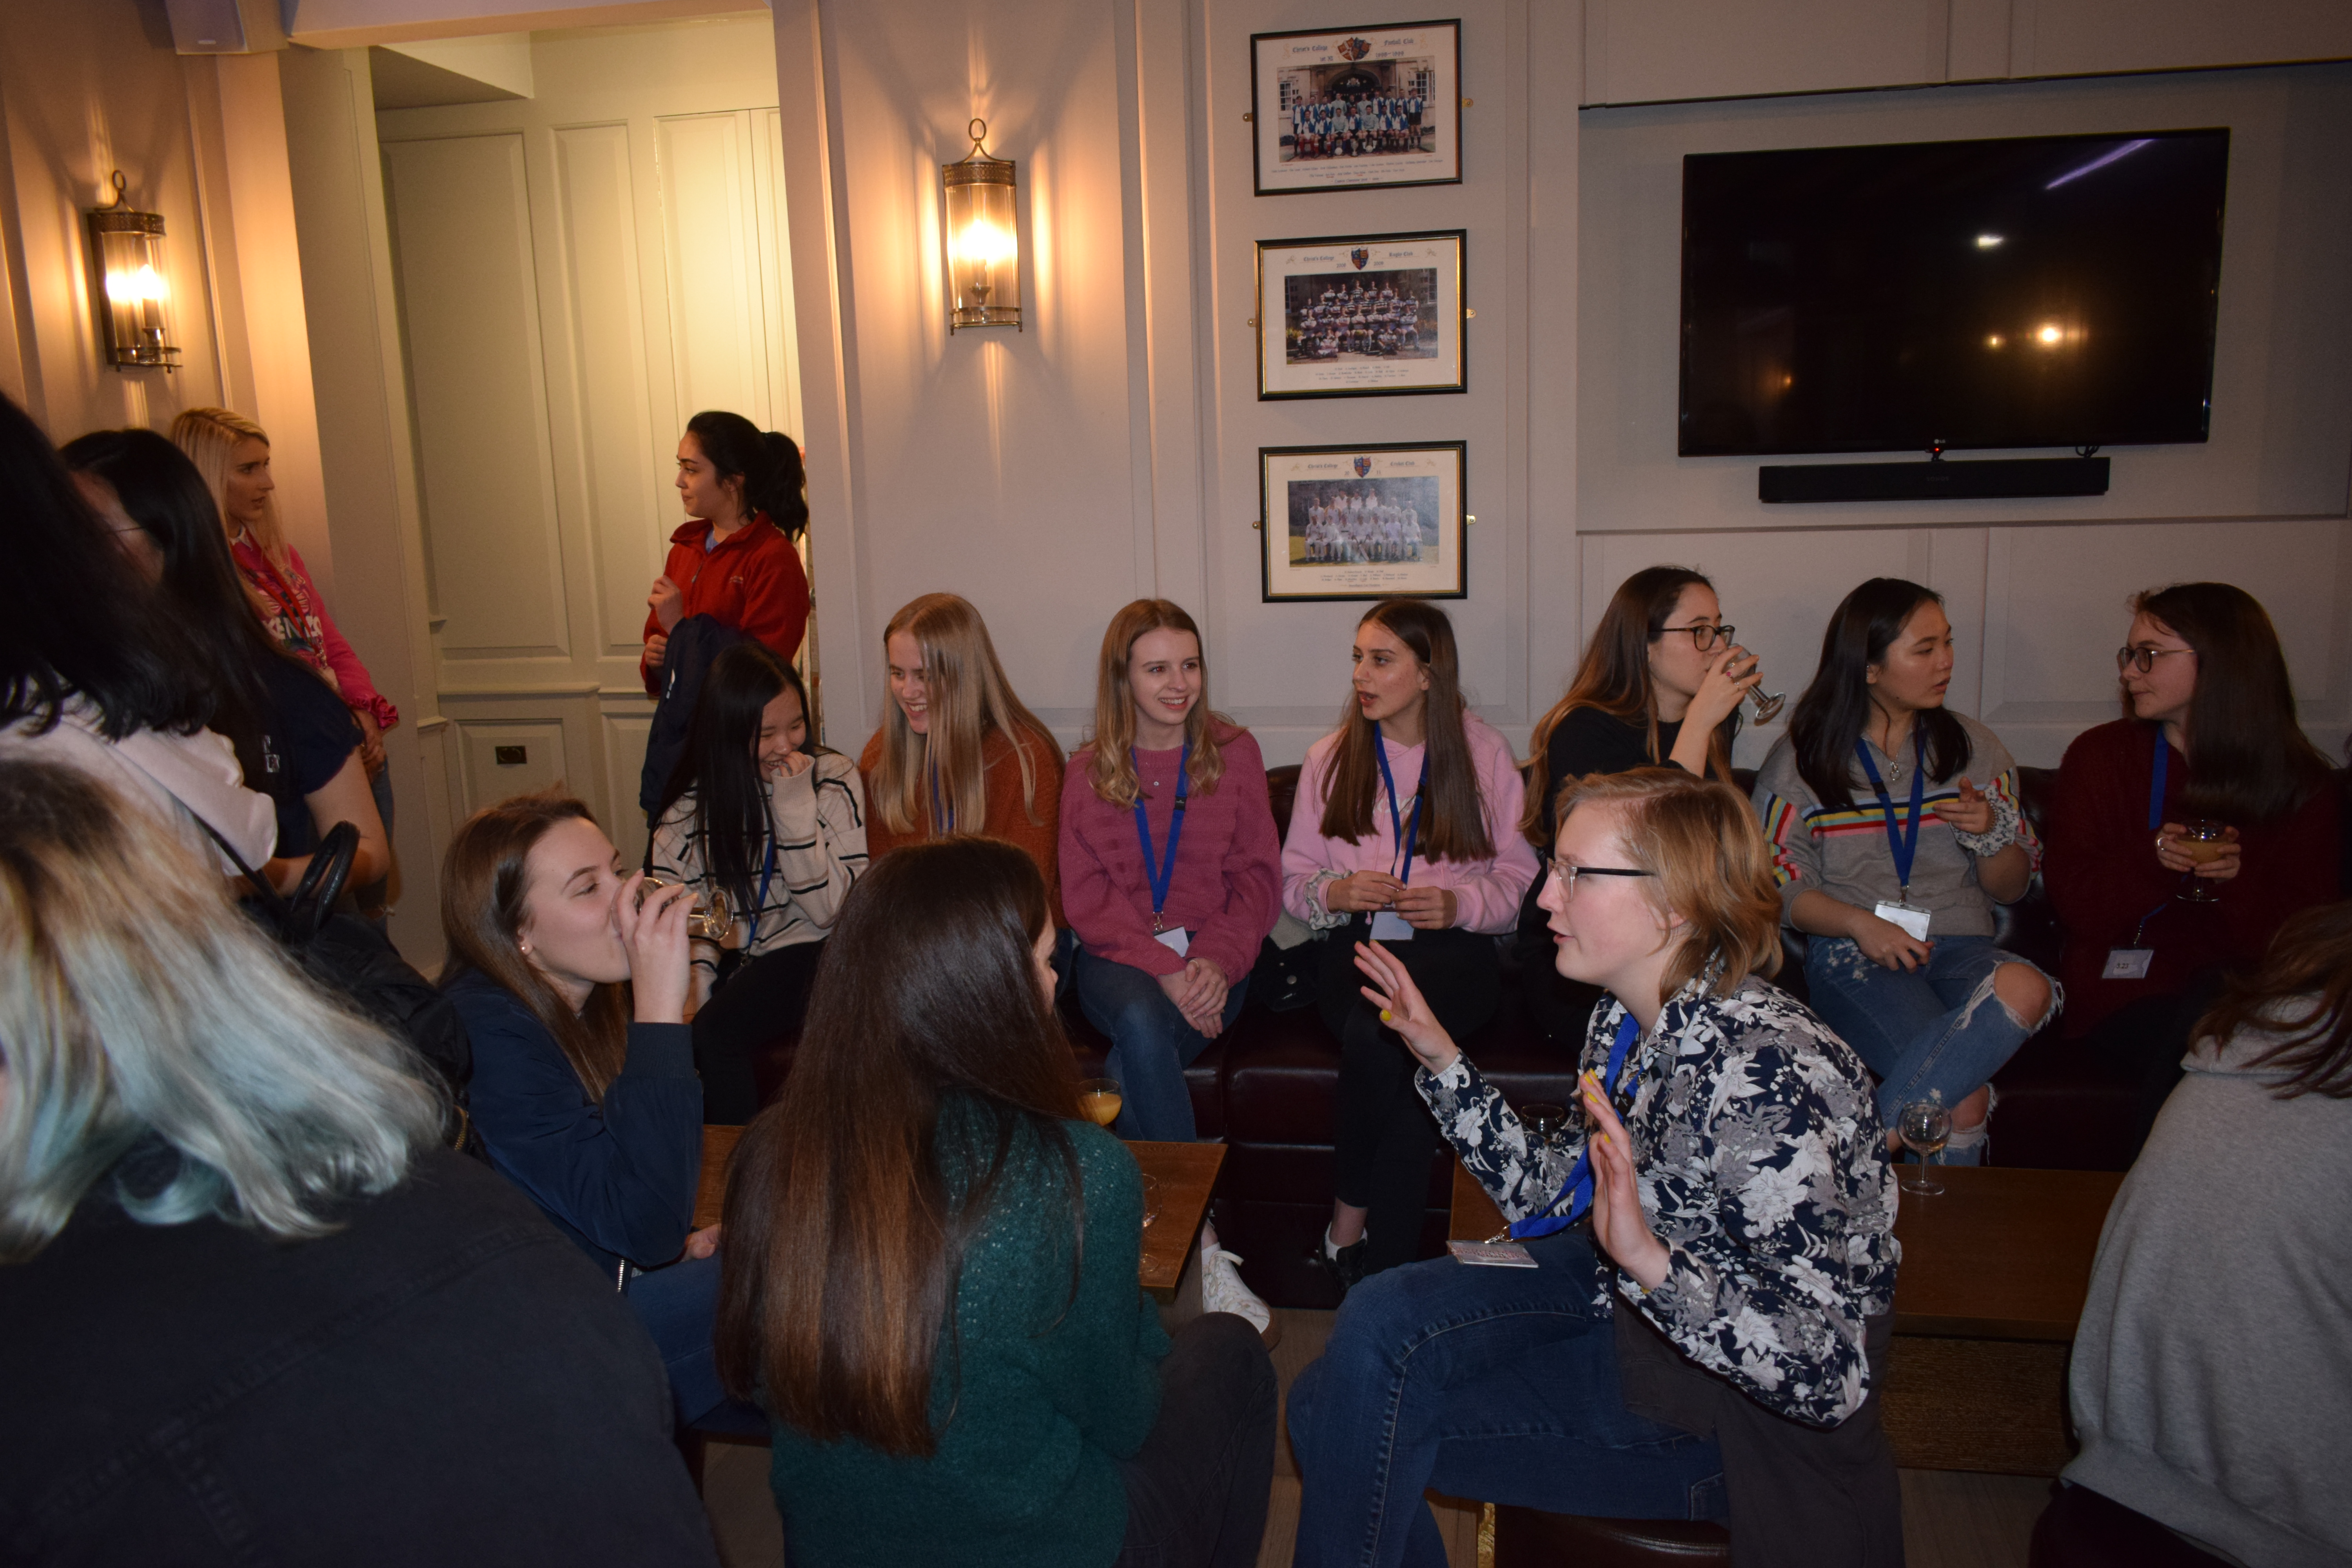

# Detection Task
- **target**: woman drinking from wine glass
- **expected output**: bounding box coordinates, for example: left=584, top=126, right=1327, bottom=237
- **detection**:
left=441, top=791, right=758, bottom=1432
left=1515, top=566, right=1770, bottom=1045
left=1283, top=599, right=1538, bottom=1291
left=649, top=643, right=867, bottom=1123
left=715, top=837, right=1277, bottom=1567
left=2044, top=583, right=2338, bottom=1153
left=1753, top=577, right=2055, bottom=1163
left=1287, top=768, right=1901, bottom=1568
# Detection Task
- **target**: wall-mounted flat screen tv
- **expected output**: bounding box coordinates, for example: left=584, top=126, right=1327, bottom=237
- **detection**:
left=1679, top=129, right=2229, bottom=457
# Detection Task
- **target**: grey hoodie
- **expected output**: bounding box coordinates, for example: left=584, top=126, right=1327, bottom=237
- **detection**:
left=2064, top=1007, right=2352, bottom=1568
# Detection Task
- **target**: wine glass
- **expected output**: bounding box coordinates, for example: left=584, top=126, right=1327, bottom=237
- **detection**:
left=637, top=877, right=731, bottom=942
left=1745, top=685, right=1787, bottom=724
left=1520, top=1102, right=1568, bottom=1156
left=1076, top=1077, right=1124, bottom=1129
left=1897, top=1095, right=1953, bottom=1196
left=2174, top=820, right=2229, bottom=904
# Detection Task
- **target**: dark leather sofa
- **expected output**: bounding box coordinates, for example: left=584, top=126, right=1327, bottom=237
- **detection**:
left=752, top=763, right=2139, bottom=1311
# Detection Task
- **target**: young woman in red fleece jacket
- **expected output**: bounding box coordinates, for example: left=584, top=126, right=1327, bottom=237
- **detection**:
left=641, top=411, right=811, bottom=692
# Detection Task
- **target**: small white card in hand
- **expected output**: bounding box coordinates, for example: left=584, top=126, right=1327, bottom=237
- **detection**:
left=1370, top=910, right=1416, bottom=942
left=1447, top=1240, right=1536, bottom=1268
left=1873, top=901, right=1933, bottom=942
left=1154, top=927, right=1190, bottom=956
left=2102, top=946, right=2154, bottom=980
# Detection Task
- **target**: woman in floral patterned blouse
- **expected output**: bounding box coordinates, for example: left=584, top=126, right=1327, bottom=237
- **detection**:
left=1286, top=768, right=1902, bottom=1568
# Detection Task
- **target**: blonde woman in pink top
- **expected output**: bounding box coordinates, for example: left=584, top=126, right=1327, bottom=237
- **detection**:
left=1282, top=599, right=1538, bottom=1291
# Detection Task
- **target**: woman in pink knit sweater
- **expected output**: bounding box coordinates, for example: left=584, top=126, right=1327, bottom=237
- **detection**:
left=1060, top=600, right=1282, bottom=1142
left=1282, top=599, right=1539, bottom=1290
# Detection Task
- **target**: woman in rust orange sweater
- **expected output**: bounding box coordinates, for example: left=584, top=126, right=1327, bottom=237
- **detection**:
left=859, top=593, right=1065, bottom=926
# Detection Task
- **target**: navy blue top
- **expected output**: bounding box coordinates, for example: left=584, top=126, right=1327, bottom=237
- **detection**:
left=444, top=970, right=704, bottom=1277
left=256, top=655, right=359, bottom=858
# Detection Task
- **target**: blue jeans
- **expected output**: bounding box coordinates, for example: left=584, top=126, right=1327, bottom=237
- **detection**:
left=623, top=1252, right=766, bottom=1435
left=1074, top=947, right=1248, bottom=1142
left=1287, top=1230, right=1724, bottom=1568
left=1804, top=933, right=2055, bottom=1159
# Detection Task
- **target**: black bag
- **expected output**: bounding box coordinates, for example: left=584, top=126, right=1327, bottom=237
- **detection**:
left=201, top=818, right=485, bottom=1159
left=639, top=613, right=750, bottom=818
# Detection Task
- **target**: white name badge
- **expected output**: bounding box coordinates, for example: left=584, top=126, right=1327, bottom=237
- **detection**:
left=1873, top=901, right=1933, bottom=942
left=2102, top=947, right=2155, bottom=980
left=1447, top=1240, right=1537, bottom=1268
left=1154, top=926, right=1190, bottom=956
left=1370, top=910, right=1416, bottom=942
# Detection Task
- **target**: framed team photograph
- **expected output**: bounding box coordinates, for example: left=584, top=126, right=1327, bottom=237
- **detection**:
left=1251, top=20, right=1461, bottom=196
left=1261, top=441, right=1466, bottom=602
left=1257, top=230, right=1466, bottom=399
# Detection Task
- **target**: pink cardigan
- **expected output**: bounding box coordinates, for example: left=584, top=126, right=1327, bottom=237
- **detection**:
left=1281, top=713, right=1537, bottom=936
left=1058, top=726, right=1283, bottom=983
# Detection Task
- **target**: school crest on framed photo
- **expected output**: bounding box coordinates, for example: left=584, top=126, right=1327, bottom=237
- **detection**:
left=1257, top=230, right=1466, bottom=399
left=1250, top=20, right=1462, bottom=196
left=1261, top=442, right=1466, bottom=603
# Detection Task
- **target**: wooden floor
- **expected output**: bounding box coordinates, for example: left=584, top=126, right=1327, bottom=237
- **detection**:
left=702, top=1307, right=2053, bottom=1568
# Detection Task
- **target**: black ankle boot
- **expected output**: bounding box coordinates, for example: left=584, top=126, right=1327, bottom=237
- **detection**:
left=1312, top=1232, right=1368, bottom=1299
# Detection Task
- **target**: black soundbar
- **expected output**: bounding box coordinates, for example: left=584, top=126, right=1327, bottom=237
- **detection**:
left=1758, top=456, right=2110, bottom=504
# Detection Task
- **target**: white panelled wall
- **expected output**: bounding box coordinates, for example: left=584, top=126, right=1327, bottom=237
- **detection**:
left=373, top=16, right=805, bottom=871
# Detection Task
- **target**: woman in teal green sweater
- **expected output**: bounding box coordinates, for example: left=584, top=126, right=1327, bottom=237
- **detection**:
left=715, top=835, right=1276, bottom=1567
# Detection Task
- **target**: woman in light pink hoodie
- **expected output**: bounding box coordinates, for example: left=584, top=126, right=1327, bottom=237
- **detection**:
left=1282, top=599, right=1538, bottom=1291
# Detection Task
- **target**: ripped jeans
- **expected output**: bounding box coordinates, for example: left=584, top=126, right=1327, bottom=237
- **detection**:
left=1803, top=934, right=2056, bottom=1162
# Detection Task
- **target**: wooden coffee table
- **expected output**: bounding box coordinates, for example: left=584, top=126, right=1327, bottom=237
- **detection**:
left=1448, top=1158, right=2124, bottom=1474
left=694, top=1128, right=1225, bottom=1314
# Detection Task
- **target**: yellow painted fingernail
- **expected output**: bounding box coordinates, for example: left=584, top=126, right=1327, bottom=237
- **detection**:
left=1380, top=1009, right=1394, bottom=1023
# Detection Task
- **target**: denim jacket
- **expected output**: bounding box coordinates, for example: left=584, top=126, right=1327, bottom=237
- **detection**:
left=1418, top=971, right=1900, bottom=1427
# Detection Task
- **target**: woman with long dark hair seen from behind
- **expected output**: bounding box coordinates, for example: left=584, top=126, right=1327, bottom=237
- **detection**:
left=62, top=429, right=388, bottom=895
left=862, top=592, right=1067, bottom=916
left=2044, top=583, right=2339, bottom=1153
left=441, top=790, right=757, bottom=1432
left=1289, top=769, right=1900, bottom=1567
left=641, top=410, right=812, bottom=690
left=2054, top=900, right=2352, bottom=1565
left=650, top=642, right=867, bottom=1123
left=1282, top=599, right=1538, bottom=1289
left=1755, top=578, right=2055, bottom=1162
left=716, top=836, right=1276, bottom=1567
left=0, top=759, right=718, bottom=1566
left=1515, top=566, right=1764, bottom=1044
left=0, top=393, right=273, bottom=871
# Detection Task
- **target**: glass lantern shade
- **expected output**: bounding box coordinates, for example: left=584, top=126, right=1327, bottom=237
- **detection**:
left=943, top=122, right=1020, bottom=332
left=87, top=174, right=179, bottom=371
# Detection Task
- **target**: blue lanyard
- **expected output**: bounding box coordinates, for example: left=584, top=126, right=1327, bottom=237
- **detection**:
left=928, top=764, right=953, bottom=833
left=1853, top=728, right=1928, bottom=899
left=2147, top=726, right=2169, bottom=833
left=1510, top=1011, right=1642, bottom=1240
left=1372, top=722, right=1427, bottom=882
left=753, top=835, right=777, bottom=932
left=1131, top=741, right=1191, bottom=931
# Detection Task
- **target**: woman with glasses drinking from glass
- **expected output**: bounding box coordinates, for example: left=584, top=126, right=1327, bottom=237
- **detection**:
left=1515, top=567, right=1769, bottom=1044
left=2044, top=584, right=2337, bottom=1148
left=1753, top=578, right=2055, bottom=1164
left=1284, top=600, right=1539, bottom=1291
left=1287, top=768, right=1900, bottom=1568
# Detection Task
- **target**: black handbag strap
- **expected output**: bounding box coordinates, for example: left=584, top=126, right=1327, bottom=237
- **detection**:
left=194, top=815, right=359, bottom=944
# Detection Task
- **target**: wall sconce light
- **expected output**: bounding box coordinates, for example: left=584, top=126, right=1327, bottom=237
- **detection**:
left=943, top=119, right=1020, bottom=333
left=86, top=171, right=180, bottom=372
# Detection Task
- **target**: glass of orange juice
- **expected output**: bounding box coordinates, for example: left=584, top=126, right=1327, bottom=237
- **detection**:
left=1077, top=1077, right=1123, bottom=1128
left=2175, top=820, right=2230, bottom=903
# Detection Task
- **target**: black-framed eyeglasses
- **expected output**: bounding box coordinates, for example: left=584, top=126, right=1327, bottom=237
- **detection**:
left=2115, top=645, right=2198, bottom=674
left=1544, top=855, right=1659, bottom=895
left=1659, top=622, right=1735, bottom=652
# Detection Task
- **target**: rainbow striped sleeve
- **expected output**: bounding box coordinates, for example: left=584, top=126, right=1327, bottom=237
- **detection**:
left=1757, top=791, right=1812, bottom=891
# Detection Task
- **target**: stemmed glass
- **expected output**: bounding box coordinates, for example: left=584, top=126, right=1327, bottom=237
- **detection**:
left=1520, top=1102, right=1568, bottom=1158
left=1744, top=685, right=1787, bottom=724
left=1076, top=1078, right=1123, bottom=1128
left=1898, top=1094, right=1953, bottom=1196
left=2174, top=820, right=2230, bottom=904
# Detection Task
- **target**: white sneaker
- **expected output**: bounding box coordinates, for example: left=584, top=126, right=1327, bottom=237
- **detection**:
left=1200, top=1242, right=1280, bottom=1348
